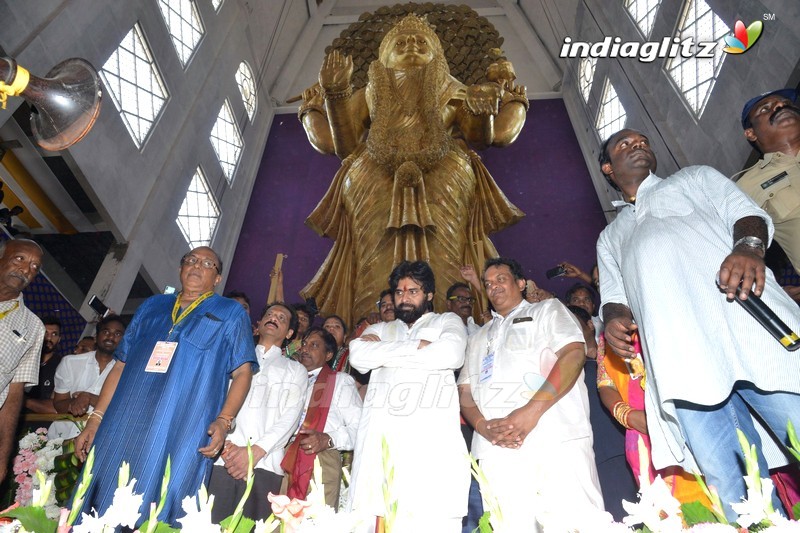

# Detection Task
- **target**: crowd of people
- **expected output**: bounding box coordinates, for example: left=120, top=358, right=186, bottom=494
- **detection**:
left=0, top=87, right=799, bottom=532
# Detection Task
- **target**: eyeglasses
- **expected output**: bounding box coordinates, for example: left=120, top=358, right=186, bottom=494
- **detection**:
left=181, top=255, right=219, bottom=272
left=448, top=296, right=475, bottom=304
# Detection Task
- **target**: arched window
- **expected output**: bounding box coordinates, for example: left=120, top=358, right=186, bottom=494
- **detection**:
left=157, top=0, right=205, bottom=67
left=579, top=57, right=597, bottom=102
left=210, top=99, right=244, bottom=184
left=100, top=23, right=168, bottom=148
left=235, top=62, right=257, bottom=120
left=177, top=167, right=220, bottom=247
left=624, top=0, right=662, bottom=38
left=595, top=78, right=627, bottom=141
left=665, top=0, right=729, bottom=117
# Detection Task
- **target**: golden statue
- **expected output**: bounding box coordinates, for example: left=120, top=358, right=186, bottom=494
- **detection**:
left=298, top=13, right=528, bottom=326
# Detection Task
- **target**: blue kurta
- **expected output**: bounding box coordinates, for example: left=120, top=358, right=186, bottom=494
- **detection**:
left=75, top=293, right=257, bottom=527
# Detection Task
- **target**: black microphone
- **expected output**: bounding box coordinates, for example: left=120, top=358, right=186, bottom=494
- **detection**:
left=733, top=288, right=800, bottom=351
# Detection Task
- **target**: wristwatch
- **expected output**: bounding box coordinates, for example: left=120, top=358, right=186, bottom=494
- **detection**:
left=733, top=236, right=766, bottom=256
left=326, top=435, right=334, bottom=449
left=216, top=415, right=236, bottom=433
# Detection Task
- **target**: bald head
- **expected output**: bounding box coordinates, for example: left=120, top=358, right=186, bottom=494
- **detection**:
left=0, top=239, right=42, bottom=259
left=185, top=246, right=223, bottom=275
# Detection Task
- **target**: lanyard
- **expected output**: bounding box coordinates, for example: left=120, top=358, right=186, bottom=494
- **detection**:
left=0, top=300, right=19, bottom=321
left=169, top=291, right=213, bottom=336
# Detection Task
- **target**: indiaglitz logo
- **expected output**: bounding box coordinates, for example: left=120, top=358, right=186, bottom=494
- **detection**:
left=559, top=36, right=716, bottom=63
left=559, top=19, right=765, bottom=62
left=722, top=20, right=764, bottom=54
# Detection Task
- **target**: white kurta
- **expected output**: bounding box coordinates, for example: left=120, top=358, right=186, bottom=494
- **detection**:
left=597, top=167, right=800, bottom=470
left=296, top=367, right=363, bottom=451
left=458, top=299, right=604, bottom=530
left=214, top=344, right=307, bottom=474
left=49, top=351, right=116, bottom=439
left=348, top=312, right=470, bottom=527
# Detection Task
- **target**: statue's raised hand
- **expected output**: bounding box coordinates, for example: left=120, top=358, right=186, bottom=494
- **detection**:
left=319, top=50, right=353, bottom=93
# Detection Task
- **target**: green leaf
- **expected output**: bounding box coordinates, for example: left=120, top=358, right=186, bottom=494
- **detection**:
left=680, top=501, right=720, bottom=525
left=477, top=510, right=493, bottom=532
left=0, top=506, right=57, bottom=533
left=156, top=456, right=172, bottom=518
left=787, top=420, right=800, bottom=462
left=151, top=522, right=181, bottom=533
left=792, top=501, right=800, bottom=521
left=67, top=445, right=95, bottom=526
left=745, top=519, right=773, bottom=531
left=220, top=514, right=256, bottom=533
left=225, top=442, right=255, bottom=533
left=138, top=519, right=181, bottom=533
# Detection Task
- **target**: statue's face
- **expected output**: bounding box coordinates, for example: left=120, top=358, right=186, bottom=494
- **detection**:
left=385, top=31, right=435, bottom=69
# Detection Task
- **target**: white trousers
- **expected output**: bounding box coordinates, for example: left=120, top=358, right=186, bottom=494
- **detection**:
left=479, top=437, right=605, bottom=532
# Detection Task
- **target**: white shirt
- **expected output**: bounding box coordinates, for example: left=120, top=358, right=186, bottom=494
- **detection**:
left=347, top=311, right=470, bottom=520
left=458, top=299, right=590, bottom=459
left=48, top=351, right=116, bottom=439
left=0, top=294, right=44, bottom=407
left=215, top=343, right=307, bottom=473
left=597, top=167, right=800, bottom=469
left=297, top=367, right=362, bottom=451
left=466, top=316, right=481, bottom=336
left=591, top=315, right=604, bottom=344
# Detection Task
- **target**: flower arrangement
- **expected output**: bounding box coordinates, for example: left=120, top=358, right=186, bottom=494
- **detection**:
left=12, top=428, right=48, bottom=506
left=0, top=442, right=362, bottom=533
left=2, top=428, right=799, bottom=532
left=11, top=428, right=65, bottom=520
left=614, top=428, right=800, bottom=533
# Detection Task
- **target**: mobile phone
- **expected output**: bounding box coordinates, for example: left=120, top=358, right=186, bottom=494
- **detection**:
left=545, top=265, right=567, bottom=279
left=88, top=295, right=109, bottom=317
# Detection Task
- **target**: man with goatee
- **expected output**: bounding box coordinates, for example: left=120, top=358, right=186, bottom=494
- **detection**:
left=348, top=260, right=470, bottom=532
left=25, top=315, right=61, bottom=413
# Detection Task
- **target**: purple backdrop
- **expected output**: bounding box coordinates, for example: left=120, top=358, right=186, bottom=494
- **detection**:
left=226, top=99, right=607, bottom=320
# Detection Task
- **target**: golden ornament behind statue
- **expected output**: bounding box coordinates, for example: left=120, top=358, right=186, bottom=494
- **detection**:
left=298, top=7, right=528, bottom=326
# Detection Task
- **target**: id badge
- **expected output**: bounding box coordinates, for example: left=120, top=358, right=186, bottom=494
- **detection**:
left=479, top=352, right=494, bottom=384
left=145, top=341, right=177, bottom=373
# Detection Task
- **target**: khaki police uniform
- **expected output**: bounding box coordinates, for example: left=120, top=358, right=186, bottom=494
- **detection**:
left=736, top=151, right=800, bottom=269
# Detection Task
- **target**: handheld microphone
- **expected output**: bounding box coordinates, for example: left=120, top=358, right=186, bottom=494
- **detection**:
left=732, top=287, right=800, bottom=351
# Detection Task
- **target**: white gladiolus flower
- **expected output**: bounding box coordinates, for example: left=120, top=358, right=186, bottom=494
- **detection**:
left=176, top=484, right=220, bottom=533
left=72, top=511, right=112, bottom=533
left=622, top=475, right=683, bottom=532
left=101, top=477, right=144, bottom=529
